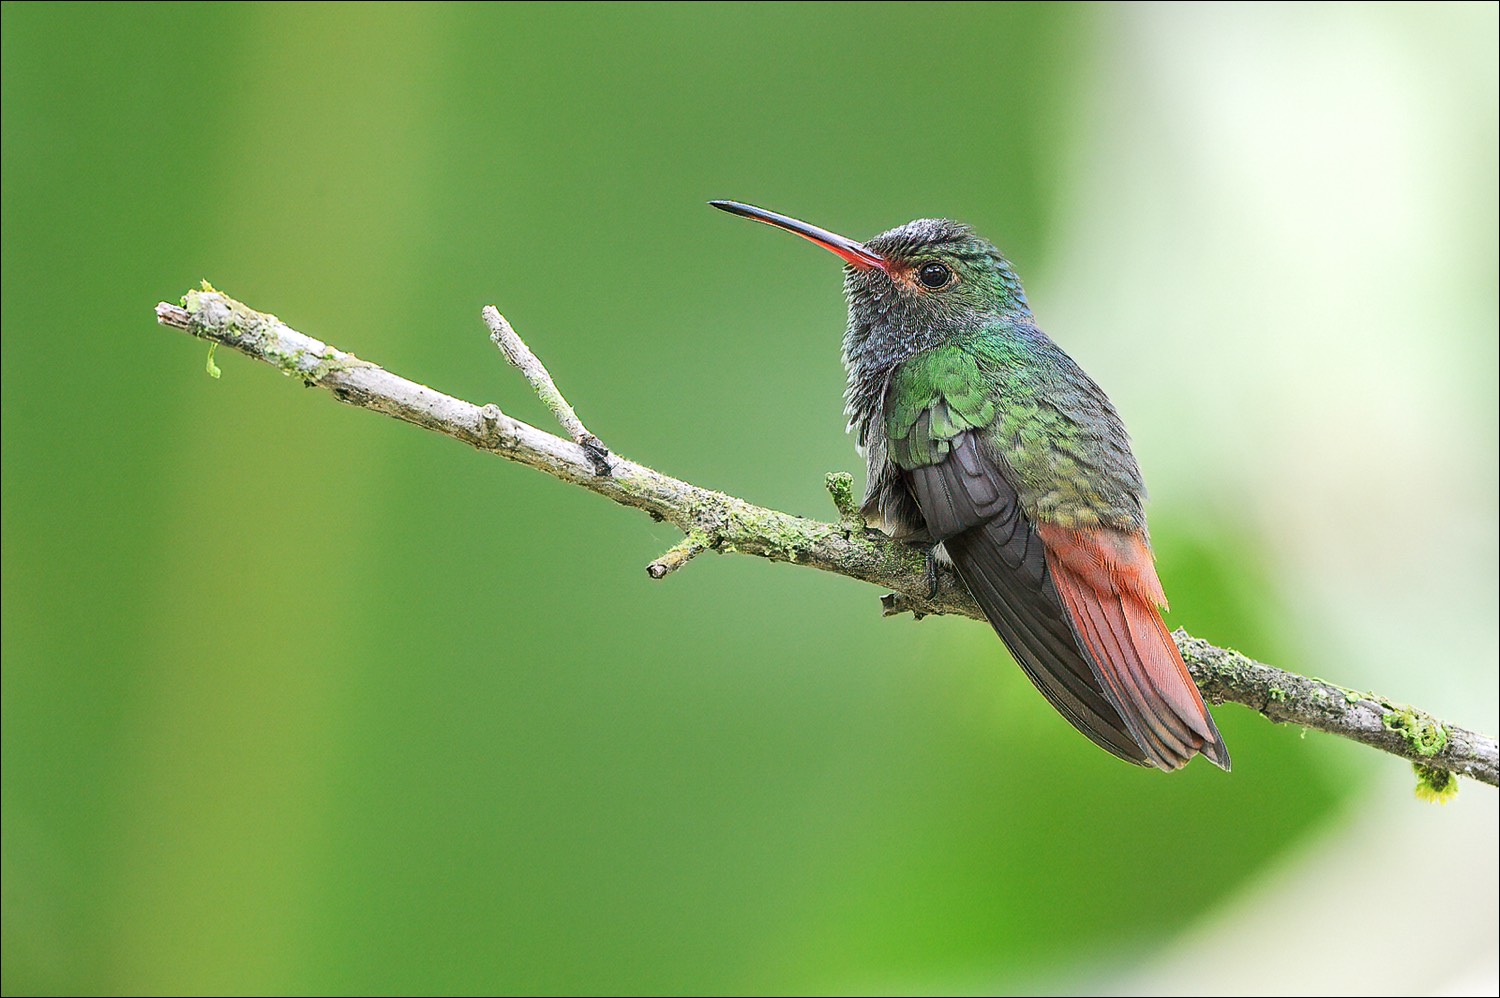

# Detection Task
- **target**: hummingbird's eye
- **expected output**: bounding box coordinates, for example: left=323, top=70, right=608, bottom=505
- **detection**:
left=917, top=261, right=953, bottom=289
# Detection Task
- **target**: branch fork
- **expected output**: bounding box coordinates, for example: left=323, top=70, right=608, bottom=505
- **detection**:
left=482, top=306, right=611, bottom=476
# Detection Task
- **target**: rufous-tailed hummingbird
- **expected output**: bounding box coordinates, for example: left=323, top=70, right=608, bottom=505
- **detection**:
left=711, top=200, right=1229, bottom=771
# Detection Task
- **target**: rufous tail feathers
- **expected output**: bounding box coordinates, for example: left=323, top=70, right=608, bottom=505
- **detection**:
left=1038, top=524, right=1230, bottom=771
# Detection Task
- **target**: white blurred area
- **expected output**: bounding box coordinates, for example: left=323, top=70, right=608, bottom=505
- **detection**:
left=1042, top=5, right=1497, bottom=995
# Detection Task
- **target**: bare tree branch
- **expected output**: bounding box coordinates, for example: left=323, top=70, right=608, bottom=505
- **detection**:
left=153, top=287, right=1498, bottom=794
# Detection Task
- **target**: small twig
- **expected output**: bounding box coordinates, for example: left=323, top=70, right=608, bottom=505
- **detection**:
left=647, top=533, right=708, bottom=579
left=153, top=287, right=1499, bottom=791
left=825, top=472, right=863, bottom=530
left=483, top=305, right=611, bottom=476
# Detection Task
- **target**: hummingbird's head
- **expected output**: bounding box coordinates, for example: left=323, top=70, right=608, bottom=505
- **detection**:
left=855, top=216, right=1029, bottom=327
left=709, top=201, right=1031, bottom=365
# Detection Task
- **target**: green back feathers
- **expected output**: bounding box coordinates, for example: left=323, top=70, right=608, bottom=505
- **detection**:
left=884, top=335, right=1146, bottom=531
left=886, top=347, right=997, bottom=467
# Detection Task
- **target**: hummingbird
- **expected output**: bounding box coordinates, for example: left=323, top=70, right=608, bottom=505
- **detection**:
left=710, top=200, right=1229, bottom=772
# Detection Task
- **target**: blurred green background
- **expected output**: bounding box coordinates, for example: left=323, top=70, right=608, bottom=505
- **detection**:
left=3, top=4, right=1495, bottom=995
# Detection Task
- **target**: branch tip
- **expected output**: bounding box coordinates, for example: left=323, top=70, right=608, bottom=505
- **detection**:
left=647, top=535, right=707, bottom=580
left=156, top=302, right=191, bottom=330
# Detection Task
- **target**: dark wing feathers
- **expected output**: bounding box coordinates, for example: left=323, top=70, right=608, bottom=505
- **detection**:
left=904, top=430, right=1152, bottom=767
left=952, top=530, right=1152, bottom=766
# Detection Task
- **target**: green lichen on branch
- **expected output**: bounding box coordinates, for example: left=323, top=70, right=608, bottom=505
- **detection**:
left=1413, top=762, right=1459, bottom=803
left=825, top=472, right=862, bottom=530
left=723, top=501, right=811, bottom=561
left=1383, top=706, right=1448, bottom=757
left=1171, top=630, right=1491, bottom=788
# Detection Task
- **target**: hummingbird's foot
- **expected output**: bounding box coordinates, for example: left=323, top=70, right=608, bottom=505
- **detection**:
left=923, top=547, right=941, bottom=600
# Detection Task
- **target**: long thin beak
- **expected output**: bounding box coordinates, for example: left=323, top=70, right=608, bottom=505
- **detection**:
left=709, top=200, right=886, bottom=271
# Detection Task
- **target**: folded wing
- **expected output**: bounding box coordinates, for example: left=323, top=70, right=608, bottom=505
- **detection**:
left=903, top=426, right=1228, bottom=771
